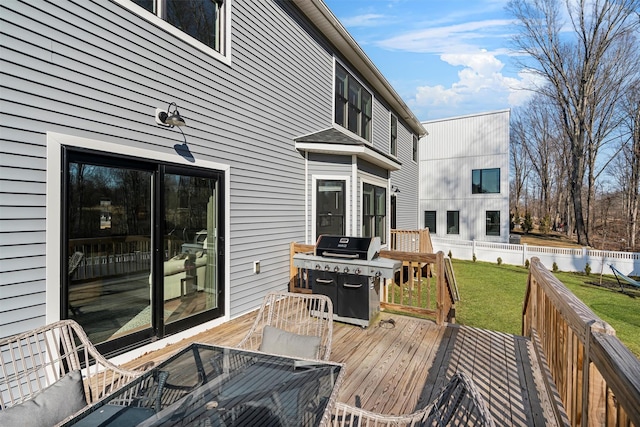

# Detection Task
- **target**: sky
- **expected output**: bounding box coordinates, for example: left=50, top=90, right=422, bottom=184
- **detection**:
left=322, top=0, right=538, bottom=121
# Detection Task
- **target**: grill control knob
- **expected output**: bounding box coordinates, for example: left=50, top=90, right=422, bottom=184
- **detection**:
left=315, top=264, right=321, bottom=270
left=374, top=271, right=382, bottom=278
left=343, top=266, right=350, bottom=273
left=334, top=265, right=340, bottom=272
left=324, top=264, right=330, bottom=271
left=354, top=268, right=361, bottom=275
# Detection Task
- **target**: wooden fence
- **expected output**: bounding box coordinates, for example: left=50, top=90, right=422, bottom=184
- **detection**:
left=523, top=257, right=640, bottom=427
left=289, top=242, right=456, bottom=325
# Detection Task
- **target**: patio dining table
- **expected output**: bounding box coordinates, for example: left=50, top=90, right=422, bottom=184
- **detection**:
left=63, top=343, right=345, bottom=427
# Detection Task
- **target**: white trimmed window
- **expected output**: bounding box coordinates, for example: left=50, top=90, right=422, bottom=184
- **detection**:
left=390, top=115, right=398, bottom=157
left=125, top=0, right=229, bottom=59
left=335, top=63, right=372, bottom=141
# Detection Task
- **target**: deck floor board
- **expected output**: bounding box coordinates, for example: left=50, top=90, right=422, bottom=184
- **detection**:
left=124, top=311, right=559, bottom=426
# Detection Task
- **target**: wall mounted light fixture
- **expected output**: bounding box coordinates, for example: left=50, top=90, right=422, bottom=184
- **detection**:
left=155, top=102, right=186, bottom=128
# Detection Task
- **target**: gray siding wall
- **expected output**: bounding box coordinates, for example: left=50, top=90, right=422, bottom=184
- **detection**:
left=371, top=99, right=390, bottom=153
left=390, top=122, right=420, bottom=230
left=0, top=0, right=416, bottom=337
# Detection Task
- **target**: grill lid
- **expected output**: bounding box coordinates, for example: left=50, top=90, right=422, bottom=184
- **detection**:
left=315, top=235, right=380, bottom=261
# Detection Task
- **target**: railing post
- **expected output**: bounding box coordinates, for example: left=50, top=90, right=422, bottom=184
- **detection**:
left=436, top=251, right=444, bottom=325
left=581, top=321, right=594, bottom=427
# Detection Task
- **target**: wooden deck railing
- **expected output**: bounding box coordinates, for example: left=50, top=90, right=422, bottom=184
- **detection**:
left=390, top=228, right=433, bottom=253
left=523, top=257, right=640, bottom=427
left=289, top=242, right=456, bottom=325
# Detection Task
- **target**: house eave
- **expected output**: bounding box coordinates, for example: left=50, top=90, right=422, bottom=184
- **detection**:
left=295, top=141, right=401, bottom=171
left=290, top=0, right=426, bottom=138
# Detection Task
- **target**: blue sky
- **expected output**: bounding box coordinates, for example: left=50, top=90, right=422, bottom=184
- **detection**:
left=323, top=0, right=538, bottom=121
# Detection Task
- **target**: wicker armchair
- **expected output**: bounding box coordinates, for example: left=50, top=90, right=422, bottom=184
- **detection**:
left=0, top=320, right=143, bottom=416
left=236, top=291, right=334, bottom=361
left=332, top=372, right=495, bottom=427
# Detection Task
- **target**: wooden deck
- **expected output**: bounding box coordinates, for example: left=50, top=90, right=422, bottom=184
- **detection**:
left=124, top=312, right=560, bottom=426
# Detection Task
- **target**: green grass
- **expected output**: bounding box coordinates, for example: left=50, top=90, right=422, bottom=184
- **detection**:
left=451, top=259, right=640, bottom=358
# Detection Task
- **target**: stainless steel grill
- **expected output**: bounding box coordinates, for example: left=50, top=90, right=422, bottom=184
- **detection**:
left=293, top=236, right=401, bottom=327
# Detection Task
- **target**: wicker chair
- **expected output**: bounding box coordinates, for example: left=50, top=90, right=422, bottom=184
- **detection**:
left=236, top=291, right=334, bottom=361
left=0, top=320, right=143, bottom=417
left=332, top=372, right=496, bottom=427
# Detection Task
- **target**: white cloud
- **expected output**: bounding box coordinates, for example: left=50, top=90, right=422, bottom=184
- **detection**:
left=377, top=19, right=515, bottom=54
left=411, top=51, right=538, bottom=118
left=340, top=13, right=387, bottom=28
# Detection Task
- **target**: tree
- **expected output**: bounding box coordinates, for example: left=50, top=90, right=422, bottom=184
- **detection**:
left=509, top=112, right=531, bottom=218
left=507, top=0, right=640, bottom=246
left=617, top=79, right=640, bottom=248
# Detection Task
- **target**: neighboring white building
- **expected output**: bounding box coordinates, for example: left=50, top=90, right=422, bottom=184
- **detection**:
left=420, top=110, right=510, bottom=243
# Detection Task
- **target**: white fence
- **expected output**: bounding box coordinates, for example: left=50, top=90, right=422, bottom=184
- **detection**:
left=431, top=237, right=640, bottom=276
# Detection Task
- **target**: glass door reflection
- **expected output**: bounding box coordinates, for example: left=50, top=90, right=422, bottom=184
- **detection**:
left=67, top=162, right=153, bottom=345
left=163, top=173, right=219, bottom=325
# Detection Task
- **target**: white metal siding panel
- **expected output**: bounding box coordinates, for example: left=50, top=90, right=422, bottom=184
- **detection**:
left=420, top=110, right=509, bottom=242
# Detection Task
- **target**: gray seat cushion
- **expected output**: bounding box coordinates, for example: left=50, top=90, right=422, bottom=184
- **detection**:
left=259, top=325, right=321, bottom=359
left=0, top=369, right=86, bottom=427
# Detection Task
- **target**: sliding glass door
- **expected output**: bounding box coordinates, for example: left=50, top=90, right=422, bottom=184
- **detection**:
left=64, top=150, right=224, bottom=355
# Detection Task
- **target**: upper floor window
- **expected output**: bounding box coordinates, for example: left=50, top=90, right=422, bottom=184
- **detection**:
left=335, top=63, right=372, bottom=141
left=472, top=168, right=500, bottom=194
left=390, top=115, right=398, bottom=156
left=130, top=0, right=226, bottom=55
left=412, top=135, right=418, bottom=162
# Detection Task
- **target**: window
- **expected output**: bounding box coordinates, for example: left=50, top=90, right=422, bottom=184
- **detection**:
left=362, top=183, right=386, bottom=244
left=424, top=211, right=436, bottom=234
left=486, top=211, right=500, bottom=236
left=472, top=168, right=500, bottom=194
left=447, top=211, right=459, bottom=234
left=64, top=150, right=224, bottom=355
left=390, top=115, right=398, bottom=156
left=130, top=0, right=226, bottom=55
left=412, top=135, right=418, bottom=162
left=335, top=63, right=372, bottom=141
left=316, top=180, right=346, bottom=238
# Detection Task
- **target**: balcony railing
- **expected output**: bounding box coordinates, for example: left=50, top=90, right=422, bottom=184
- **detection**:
left=523, top=257, right=640, bottom=426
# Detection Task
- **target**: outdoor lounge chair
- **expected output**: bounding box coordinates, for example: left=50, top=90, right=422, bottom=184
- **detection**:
left=236, top=291, right=334, bottom=361
left=0, top=319, right=144, bottom=426
left=332, top=372, right=495, bottom=427
left=610, top=265, right=640, bottom=292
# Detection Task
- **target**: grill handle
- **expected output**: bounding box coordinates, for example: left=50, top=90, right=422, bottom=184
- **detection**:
left=315, top=278, right=334, bottom=285
left=321, top=251, right=359, bottom=259
left=342, top=283, right=363, bottom=289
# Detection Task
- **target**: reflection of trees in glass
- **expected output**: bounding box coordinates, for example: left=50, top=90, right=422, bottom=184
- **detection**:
left=69, top=163, right=151, bottom=238
left=167, top=0, right=222, bottom=51
left=165, top=174, right=214, bottom=243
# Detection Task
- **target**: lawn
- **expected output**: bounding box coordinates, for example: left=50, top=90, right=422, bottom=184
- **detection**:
left=451, top=259, right=640, bottom=358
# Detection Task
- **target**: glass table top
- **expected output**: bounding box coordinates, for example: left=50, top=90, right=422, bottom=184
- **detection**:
left=64, top=343, right=344, bottom=427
